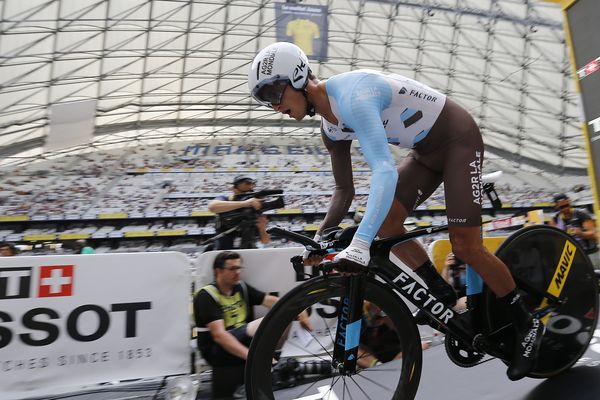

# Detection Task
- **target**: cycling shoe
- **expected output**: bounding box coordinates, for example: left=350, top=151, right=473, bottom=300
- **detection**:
left=507, top=316, right=545, bottom=381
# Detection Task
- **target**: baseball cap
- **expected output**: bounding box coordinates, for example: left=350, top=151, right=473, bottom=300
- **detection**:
left=233, top=175, right=256, bottom=186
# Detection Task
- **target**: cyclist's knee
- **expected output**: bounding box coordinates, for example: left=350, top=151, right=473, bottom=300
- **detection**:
left=448, top=232, right=485, bottom=263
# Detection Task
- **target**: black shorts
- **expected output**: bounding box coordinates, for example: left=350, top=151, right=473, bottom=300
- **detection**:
left=200, top=324, right=252, bottom=367
left=394, top=98, right=484, bottom=226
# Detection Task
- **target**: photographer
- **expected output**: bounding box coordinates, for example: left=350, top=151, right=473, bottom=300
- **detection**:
left=208, top=175, right=271, bottom=250
left=550, top=193, right=599, bottom=268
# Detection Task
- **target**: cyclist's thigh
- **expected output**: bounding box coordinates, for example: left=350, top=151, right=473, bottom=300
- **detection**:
left=394, top=152, right=442, bottom=212
left=412, top=98, right=484, bottom=226
left=441, top=120, right=484, bottom=227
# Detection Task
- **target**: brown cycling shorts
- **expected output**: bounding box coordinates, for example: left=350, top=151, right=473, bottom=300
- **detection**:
left=394, top=98, right=484, bottom=226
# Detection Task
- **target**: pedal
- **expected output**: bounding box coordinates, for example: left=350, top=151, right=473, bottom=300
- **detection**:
left=445, top=334, right=484, bottom=367
left=472, top=334, right=509, bottom=360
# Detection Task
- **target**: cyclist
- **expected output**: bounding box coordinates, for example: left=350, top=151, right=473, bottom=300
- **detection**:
left=248, top=42, right=543, bottom=380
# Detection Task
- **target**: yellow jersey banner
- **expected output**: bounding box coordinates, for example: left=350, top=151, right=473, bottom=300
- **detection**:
left=276, top=3, right=328, bottom=62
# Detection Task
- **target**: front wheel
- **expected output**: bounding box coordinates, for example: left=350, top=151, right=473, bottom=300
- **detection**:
left=246, top=274, right=423, bottom=400
left=484, top=225, right=599, bottom=378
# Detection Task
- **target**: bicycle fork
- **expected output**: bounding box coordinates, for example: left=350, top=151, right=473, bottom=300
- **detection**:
left=332, top=274, right=366, bottom=374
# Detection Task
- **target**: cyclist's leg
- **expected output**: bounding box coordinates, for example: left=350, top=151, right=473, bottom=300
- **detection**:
left=437, top=107, right=518, bottom=298
left=447, top=227, right=515, bottom=297
left=380, top=157, right=456, bottom=307
left=436, top=99, right=544, bottom=380
left=378, top=198, right=428, bottom=267
left=489, top=226, right=599, bottom=377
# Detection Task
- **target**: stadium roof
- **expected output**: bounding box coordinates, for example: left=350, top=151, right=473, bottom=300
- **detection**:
left=0, top=0, right=587, bottom=175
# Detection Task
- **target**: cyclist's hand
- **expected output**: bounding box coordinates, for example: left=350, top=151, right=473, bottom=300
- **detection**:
left=334, top=243, right=370, bottom=273
left=244, top=197, right=263, bottom=210
left=298, top=310, right=313, bottom=331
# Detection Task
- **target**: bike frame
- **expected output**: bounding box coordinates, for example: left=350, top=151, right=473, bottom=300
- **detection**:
left=332, top=224, right=501, bottom=370
left=330, top=223, right=571, bottom=373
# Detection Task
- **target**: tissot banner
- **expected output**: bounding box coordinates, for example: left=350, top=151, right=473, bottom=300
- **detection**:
left=275, top=3, right=328, bottom=62
left=0, top=252, right=190, bottom=400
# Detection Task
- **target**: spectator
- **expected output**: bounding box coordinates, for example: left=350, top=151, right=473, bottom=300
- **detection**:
left=64, top=239, right=95, bottom=254
left=207, top=176, right=270, bottom=250
left=550, top=193, right=598, bottom=267
left=193, top=251, right=311, bottom=367
left=0, top=242, right=17, bottom=257
left=76, top=239, right=95, bottom=254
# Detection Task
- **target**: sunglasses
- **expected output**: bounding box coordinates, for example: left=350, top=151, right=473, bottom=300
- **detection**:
left=251, top=78, right=289, bottom=107
left=557, top=204, right=570, bottom=210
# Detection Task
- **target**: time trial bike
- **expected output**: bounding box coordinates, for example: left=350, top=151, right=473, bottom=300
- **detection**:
left=245, top=184, right=598, bottom=400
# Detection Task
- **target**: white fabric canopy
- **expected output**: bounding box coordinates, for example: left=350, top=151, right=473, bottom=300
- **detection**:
left=0, top=0, right=586, bottom=174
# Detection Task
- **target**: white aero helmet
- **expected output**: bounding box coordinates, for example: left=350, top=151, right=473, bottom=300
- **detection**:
left=248, top=42, right=311, bottom=107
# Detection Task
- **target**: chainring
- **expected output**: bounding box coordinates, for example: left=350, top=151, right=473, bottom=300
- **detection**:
left=444, top=333, right=485, bottom=368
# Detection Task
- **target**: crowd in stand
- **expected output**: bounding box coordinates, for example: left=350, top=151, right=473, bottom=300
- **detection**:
left=0, top=139, right=593, bottom=258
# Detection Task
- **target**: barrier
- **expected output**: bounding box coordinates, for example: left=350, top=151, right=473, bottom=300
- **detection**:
left=0, top=252, right=191, bottom=400
left=193, top=247, right=304, bottom=303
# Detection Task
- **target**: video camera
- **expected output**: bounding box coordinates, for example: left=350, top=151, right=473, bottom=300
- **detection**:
left=215, top=189, right=285, bottom=233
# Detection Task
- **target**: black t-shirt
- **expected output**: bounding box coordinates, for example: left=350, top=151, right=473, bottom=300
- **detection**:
left=553, top=208, right=598, bottom=253
left=193, top=282, right=265, bottom=353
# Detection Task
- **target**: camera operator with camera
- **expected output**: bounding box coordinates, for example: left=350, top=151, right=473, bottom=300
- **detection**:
left=207, top=175, right=274, bottom=250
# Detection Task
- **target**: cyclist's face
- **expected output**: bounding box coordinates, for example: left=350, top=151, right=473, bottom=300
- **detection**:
left=272, top=84, right=306, bottom=121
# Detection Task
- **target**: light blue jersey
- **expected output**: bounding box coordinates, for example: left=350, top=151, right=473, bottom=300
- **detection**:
left=323, top=70, right=446, bottom=244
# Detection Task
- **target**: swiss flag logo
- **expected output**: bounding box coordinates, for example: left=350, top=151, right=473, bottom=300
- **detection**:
left=38, top=265, right=74, bottom=297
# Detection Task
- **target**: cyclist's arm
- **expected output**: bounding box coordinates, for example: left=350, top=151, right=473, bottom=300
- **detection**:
left=318, top=130, right=355, bottom=236
left=206, top=319, right=250, bottom=360
left=344, top=86, right=397, bottom=244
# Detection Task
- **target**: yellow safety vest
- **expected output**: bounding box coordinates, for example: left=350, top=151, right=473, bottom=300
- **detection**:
left=200, top=283, right=249, bottom=330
